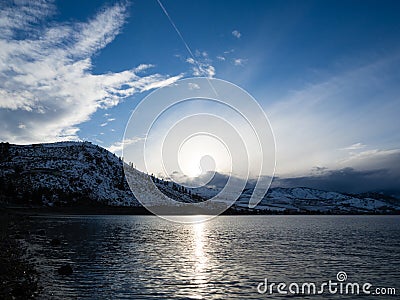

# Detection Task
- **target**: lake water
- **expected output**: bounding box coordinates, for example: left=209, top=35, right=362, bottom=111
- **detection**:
left=21, top=215, right=399, bottom=299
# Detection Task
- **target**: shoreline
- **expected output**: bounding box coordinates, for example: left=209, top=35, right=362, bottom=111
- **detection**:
left=3, top=205, right=399, bottom=216
left=0, top=210, right=40, bottom=299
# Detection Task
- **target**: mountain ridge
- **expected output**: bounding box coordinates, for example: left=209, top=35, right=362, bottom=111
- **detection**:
left=0, top=141, right=399, bottom=214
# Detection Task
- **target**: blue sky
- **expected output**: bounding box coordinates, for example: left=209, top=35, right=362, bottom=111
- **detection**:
left=1, top=0, right=399, bottom=189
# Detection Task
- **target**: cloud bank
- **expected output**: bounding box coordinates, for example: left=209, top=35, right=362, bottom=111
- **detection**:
left=273, top=148, right=400, bottom=196
left=169, top=148, right=400, bottom=197
left=0, top=0, right=181, bottom=144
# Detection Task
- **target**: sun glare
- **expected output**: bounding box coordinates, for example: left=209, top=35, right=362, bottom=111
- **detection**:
left=178, top=133, right=230, bottom=178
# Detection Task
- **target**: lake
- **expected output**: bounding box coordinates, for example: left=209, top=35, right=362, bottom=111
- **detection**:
left=21, top=215, right=399, bottom=299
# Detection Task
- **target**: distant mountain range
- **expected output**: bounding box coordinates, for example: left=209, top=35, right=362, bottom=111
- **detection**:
left=234, top=187, right=400, bottom=213
left=0, top=142, right=399, bottom=214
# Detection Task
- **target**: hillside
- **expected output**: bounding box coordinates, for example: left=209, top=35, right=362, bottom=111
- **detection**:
left=0, top=141, right=200, bottom=208
left=233, top=187, right=400, bottom=213
left=0, top=141, right=137, bottom=207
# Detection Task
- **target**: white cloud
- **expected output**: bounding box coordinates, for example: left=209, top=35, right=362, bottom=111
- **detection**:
left=216, top=56, right=226, bottom=61
left=0, top=0, right=55, bottom=39
left=134, top=64, right=154, bottom=73
left=188, top=83, right=200, bottom=90
left=338, top=148, right=400, bottom=172
left=186, top=56, right=216, bottom=77
left=107, top=137, right=145, bottom=154
left=198, top=65, right=215, bottom=77
left=100, top=117, right=116, bottom=127
left=232, top=30, right=241, bottom=38
left=0, top=1, right=182, bottom=144
left=194, top=50, right=208, bottom=58
left=341, top=142, right=366, bottom=151
left=233, top=58, right=247, bottom=66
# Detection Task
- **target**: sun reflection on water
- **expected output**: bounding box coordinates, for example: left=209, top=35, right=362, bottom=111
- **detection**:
left=173, top=217, right=214, bottom=299
left=193, top=222, right=207, bottom=273
left=190, top=221, right=209, bottom=297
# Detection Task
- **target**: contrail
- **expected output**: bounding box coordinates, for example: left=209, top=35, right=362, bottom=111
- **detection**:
left=156, top=0, right=219, bottom=97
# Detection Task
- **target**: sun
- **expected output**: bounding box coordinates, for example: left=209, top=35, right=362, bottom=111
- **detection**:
left=177, top=133, right=229, bottom=178
left=182, top=159, right=202, bottom=178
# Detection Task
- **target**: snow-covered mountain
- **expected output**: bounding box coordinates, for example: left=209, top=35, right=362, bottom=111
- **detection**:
left=0, top=141, right=398, bottom=213
left=0, top=141, right=137, bottom=206
left=232, top=187, right=400, bottom=213
left=0, top=141, right=201, bottom=208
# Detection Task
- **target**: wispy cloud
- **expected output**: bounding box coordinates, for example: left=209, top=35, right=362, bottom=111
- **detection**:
left=100, top=117, right=116, bottom=127
left=185, top=50, right=216, bottom=77
left=107, top=137, right=145, bottom=154
left=341, top=142, right=366, bottom=151
left=188, top=83, right=200, bottom=90
left=0, top=0, right=181, bottom=144
left=266, top=53, right=400, bottom=176
left=233, top=58, right=247, bottom=66
left=232, top=30, right=241, bottom=38
left=339, top=148, right=400, bottom=171
left=186, top=57, right=215, bottom=77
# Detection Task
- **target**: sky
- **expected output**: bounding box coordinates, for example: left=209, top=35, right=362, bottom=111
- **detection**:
left=1, top=0, right=399, bottom=194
